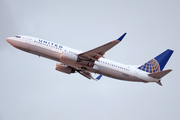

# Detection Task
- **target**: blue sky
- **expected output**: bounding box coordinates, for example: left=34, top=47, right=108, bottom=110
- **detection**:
left=0, top=0, right=180, bottom=120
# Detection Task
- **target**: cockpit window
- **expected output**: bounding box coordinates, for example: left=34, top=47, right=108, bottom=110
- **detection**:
left=15, top=36, right=21, bottom=38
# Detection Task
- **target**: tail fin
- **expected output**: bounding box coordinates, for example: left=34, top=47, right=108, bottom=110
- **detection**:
left=138, top=49, right=173, bottom=73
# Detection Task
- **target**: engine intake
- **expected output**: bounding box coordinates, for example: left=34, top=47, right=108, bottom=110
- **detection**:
left=55, top=63, right=75, bottom=74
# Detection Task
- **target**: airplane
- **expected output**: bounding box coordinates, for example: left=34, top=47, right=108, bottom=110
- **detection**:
left=6, top=33, right=173, bottom=86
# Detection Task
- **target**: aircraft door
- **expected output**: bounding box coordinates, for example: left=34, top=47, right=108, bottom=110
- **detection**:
left=134, top=69, right=138, bottom=78
left=26, top=37, right=31, bottom=44
left=25, top=37, right=31, bottom=50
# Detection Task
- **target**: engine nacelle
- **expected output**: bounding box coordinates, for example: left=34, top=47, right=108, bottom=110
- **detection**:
left=55, top=63, right=75, bottom=74
left=60, top=51, right=78, bottom=63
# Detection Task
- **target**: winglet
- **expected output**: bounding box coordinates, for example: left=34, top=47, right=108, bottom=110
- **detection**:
left=96, top=75, right=102, bottom=80
left=117, top=33, right=127, bottom=41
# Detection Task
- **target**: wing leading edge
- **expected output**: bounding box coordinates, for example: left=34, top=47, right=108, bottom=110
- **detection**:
left=78, top=33, right=126, bottom=61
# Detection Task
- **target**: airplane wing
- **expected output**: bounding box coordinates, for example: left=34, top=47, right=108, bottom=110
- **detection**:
left=76, top=70, right=102, bottom=81
left=78, top=33, right=126, bottom=61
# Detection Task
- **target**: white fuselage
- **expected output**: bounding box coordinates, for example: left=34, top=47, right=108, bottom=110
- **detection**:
left=6, top=36, right=159, bottom=83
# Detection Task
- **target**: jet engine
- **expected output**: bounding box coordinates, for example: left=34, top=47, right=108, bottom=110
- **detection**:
left=55, top=63, right=75, bottom=74
left=60, top=51, right=78, bottom=63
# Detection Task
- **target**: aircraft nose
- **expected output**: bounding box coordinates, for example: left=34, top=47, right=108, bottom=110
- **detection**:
left=6, top=37, right=13, bottom=43
left=6, top=37, right=15, bottom=46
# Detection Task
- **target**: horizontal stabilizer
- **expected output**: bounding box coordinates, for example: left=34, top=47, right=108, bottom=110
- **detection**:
left=148, top=69, right=172, bottom=79
left=156, top=81, right=163, bottom=86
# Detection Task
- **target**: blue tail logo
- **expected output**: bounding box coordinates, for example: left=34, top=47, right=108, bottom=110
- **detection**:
left=138, top=49, right=173, bottom=73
